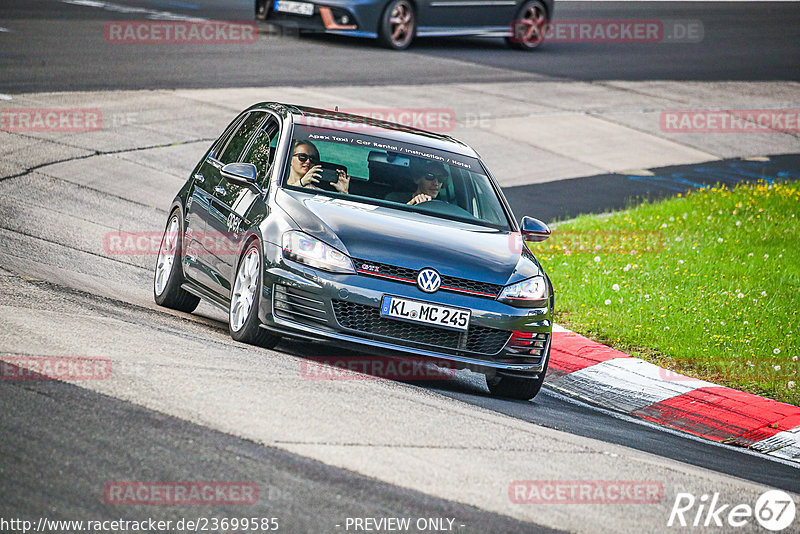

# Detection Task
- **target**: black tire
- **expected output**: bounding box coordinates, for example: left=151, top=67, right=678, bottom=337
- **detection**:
left=505, top=0, right=548, bottom=51
left=229, top=240, right=280, bottom=348
left=255, top=0, right=268, bottom=20
left=486, top=347, right=549, bottom=400
left=378, top=0, right=416, bottom=50
left=153, top=209, right=200, bottom=313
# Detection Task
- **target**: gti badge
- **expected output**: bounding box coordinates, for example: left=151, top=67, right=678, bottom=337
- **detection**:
left=417, top=268, right=441, bottom=293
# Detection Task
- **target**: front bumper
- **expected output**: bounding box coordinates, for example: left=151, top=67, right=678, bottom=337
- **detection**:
left=259, top=242, right=553, bottom=374
left=265, top=2, right=378, bottom=38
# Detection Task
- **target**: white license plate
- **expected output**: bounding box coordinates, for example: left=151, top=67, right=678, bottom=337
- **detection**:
left=274, top=0, right=314, bottom=16
left=380, top=296, right=470, bottom=332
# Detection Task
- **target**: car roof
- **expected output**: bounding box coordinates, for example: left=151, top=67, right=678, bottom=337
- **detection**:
left=246, top=102, right=479, bottom=159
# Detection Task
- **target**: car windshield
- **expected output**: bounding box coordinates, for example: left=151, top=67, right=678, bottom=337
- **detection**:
left=283, top=124, right=512, bottom=231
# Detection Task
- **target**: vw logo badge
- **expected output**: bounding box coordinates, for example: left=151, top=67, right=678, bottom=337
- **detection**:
left=417, top=268, right=441, bottom=293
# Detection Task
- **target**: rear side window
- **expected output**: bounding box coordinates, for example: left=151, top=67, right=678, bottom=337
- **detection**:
left=218, top=112, right=266, bottom=164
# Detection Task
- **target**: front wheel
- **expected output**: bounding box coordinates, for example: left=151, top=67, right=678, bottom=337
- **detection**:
left=486, top=370, right=546, bottom=400
left=378, top=0, right=415, bottom=50
left=506, top=0, right=548, bottom=51
left=486, top=347, right=549, bottom=400
left=153, top=210, right=200, bottom=313
left=229, top=241, right=280, bottom=348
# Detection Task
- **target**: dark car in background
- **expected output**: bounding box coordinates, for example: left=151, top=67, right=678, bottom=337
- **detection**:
left=153, top=102, right=554, bottom=400
left=255, top=0, right=553, bottom=50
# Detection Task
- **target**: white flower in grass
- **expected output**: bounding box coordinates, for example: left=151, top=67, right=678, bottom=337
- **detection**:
left=604, top=299, right=612, bottom=305
left=737, top=293, right=744, bottom=299
left=594, top=256, right=601, bottom=263
left=764, top=254, right=769, bottom=259
left=717, top=237, right=724, bottom=243
left=774, top=365, right=782, bottom=371
left=736, top=221, right=741, bottom=226
left=789, top=381, right=795, bottom=389
left=774, top=348, right=781, bottom=354
left=793, top=356, right=798, bottom=362
left=612, top=284, right=620, bottom=291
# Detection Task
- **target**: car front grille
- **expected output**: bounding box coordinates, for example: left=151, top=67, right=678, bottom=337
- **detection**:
left=332, top=300, right=511, bottom=356
left=273, top=284, right=329, bottom=326
left=352, top=258, right=503, bottom=298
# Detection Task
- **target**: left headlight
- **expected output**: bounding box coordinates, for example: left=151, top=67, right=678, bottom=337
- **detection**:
left=282, top=231, right=355, bottom=274
left=497, top=276, right=549, bottom=307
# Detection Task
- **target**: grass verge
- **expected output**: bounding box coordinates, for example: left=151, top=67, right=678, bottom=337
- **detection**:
left=533, top=180, right=799, bottom=406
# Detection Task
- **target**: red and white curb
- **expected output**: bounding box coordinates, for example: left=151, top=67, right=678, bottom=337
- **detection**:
left=545, top=325, right=800, bottom=463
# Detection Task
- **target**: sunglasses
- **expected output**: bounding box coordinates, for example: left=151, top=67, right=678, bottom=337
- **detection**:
left=293, top=153, right=318, bottom=163
left=422, top=173, right=447, bottom=183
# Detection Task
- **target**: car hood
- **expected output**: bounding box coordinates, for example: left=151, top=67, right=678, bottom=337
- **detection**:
left=276, top=189, right=542, bottom=286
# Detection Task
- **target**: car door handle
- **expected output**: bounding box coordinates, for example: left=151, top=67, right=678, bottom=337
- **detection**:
left=194, top=173, right=204, bottom=183
left=214, top=185, right=226, bottom=195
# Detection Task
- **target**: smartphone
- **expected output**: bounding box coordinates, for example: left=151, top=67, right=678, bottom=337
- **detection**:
left=318, top=162, right=347, bottom=184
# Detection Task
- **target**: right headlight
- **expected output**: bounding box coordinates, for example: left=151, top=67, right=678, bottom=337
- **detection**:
left=282, top=231, right=354, bottom=274
left=497, top=276, right=549, bottom=307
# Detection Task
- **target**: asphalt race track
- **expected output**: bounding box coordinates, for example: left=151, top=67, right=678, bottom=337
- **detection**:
left=1, top=0, right=799, bottom=92
left=1, top=1, right=800, bottom=533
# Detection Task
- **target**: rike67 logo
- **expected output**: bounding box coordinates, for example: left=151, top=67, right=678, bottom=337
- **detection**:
left=668, top=490, right=796, bottom=531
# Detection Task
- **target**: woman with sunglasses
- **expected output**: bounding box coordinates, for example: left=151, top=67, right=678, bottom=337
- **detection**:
left=386, top=159, right=448, bottom=205
left=287, top=140, right=349, bottom=194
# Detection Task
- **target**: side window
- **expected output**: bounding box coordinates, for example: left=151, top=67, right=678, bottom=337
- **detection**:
left=210, top=114, right=246, bottom=160
left=218, top=112, right=266, bottom=164
left=241, top=116, right=280, bottom=184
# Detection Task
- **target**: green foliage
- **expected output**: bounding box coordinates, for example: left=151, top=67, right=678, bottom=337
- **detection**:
left=534, top=181, right=799, bottom=405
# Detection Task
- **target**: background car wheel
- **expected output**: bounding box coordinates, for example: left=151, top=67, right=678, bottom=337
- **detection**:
left=506, top=0, right=548, bottom=51
left=153, top=210, right=200, bottom=313
left=229, top=241, right=280, bottom=348
left=255, top=0, right=268, bottom=20
left=378, top=0, right=416, bottom=50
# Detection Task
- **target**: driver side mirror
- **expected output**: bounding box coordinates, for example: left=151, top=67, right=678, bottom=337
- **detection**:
left=521, top=216, right=551, bottom=243
left=221, top=162, right=258, bottom=186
